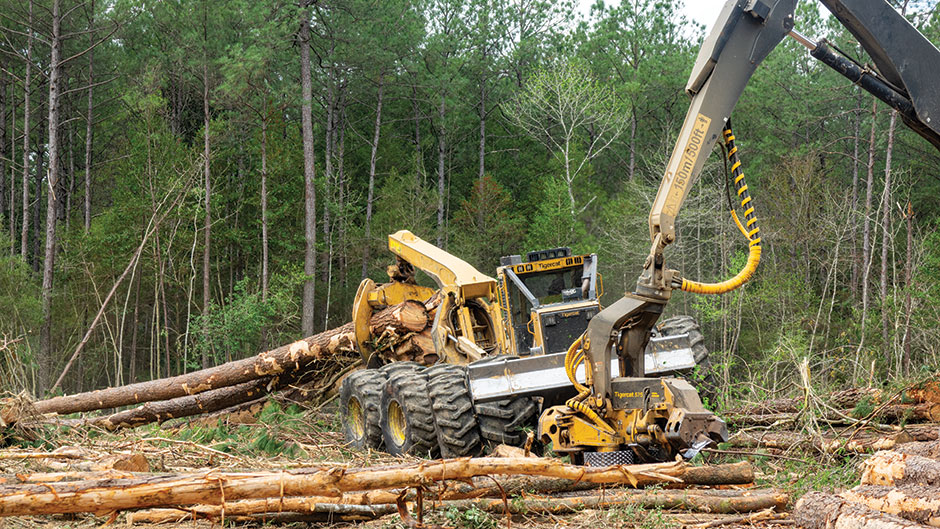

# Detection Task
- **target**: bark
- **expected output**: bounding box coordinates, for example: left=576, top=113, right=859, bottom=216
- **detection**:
left=260, top=98, right=269, bottom=308
left=201, top=22, right=212, bottom=369
left=902, top=202, right=913, bottom=377
left=19, top=0, right=32, bottom=259
left=87, top=378, right=274, bottom=430
left=299, top=2, right=317, bottom=337
left=908, top=382, right=940, bottom=405
left=39, top=0, right=63, bottom=395
left=726, top=403, right=940, bottom=427
left=21, top=300, right=428, bottom=419
left=851, top=92, right=862, bottom=297
left=729, top=430, right=917, bottom=454
left=436, top=92, right=446, bottom=247
left=862, top=451, right=940, bottom=487
left=83, top=0, right=95, bottom=233
left=361, top=76, right=384, bottom=279
left=882, top=109, right=897, bottom=354
left=843, top=485, right=940, bottom=527
left=129, top=488, right=785, bottom=523
left=0, top=57, right=6, bottom=229
left=389, top=329, right=437, bottom=365
left=795, top=491, right=933, bottom=529
left=0, top=458, right=753, bottom=516
left=895, top=441, right=940, bottom=461
left=858, top=99, right=878, bottom=360
left=7, top=82, right=13, bottom=253
left=724, top=387, right=892, bottom=416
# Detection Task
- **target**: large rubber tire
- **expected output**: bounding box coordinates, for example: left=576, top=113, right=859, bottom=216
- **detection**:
left=475, top=396, right=540, bottom=447
left=427, top=364, right=483, bottom=457
left=655, top=315, right=717, bottom=403
left=381, top=369, right=440, bottom=457
left=339, top=370, right=387, bottom=450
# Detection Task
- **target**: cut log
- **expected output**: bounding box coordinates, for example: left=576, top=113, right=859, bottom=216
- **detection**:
left=729, top=430, right=915, bottom=454
left=726, top=404, right=940, bottom=427
left=796, top=491, right=934, bottom=529
left=907, top=382, right=940, bottom=405
left=86, top=378, right=276, bottom=431
left=842, top=485, right=940, bottom=527
left=389, top=329, right=437, bottom=365
left=127, top=488, right=786, bottom=523
left=0, top=458, right=754, bottom=516
left=11, top=300, right=427, bottom=421
left=862, top=451, right=940, bottom=487
left=895, top=441, right=940, bottom=460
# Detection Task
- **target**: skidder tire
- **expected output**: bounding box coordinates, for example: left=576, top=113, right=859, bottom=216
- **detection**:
left=475, top=396, right=539, bottom=447
left=656, top=315, right=717, bottom=403
left=381, top=369, right=439, bottom=457
left=427, top=364, right=482, bottom=457
left=339, top=369, right=387, bottom=450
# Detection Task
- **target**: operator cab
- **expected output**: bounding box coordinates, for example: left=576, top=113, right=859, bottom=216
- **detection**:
left=496, top=248, right=601, bottom=356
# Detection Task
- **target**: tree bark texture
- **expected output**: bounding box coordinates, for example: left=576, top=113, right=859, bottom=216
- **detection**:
left=300, top=2, right=317, bottom=337
left=83, top=0, right=95, bottom=232
left=20, top=0, right=33, bottom=259
left=361, top=76, right=384, bottom=279
left=726, top=403, right=940, bottom=427
left=0, top=458, right=754, bottom=516
left=127, top=487, right=784, bottom=523
left=729, top=430, right=918, bottom=454
left=895, top=441, right=940, bottom=461
left=39, top=0, right=63, bottom=394
left=842, top=485, right=940, bottom=527
left=724, top=386, right=940, bottom=417
left=795, top=491, right=933, bottom=529
left=201, top=25, right=212, bottom=369
left=19, top=300, right=428, bottom=420
left=862, top=451, right=940, bottom=488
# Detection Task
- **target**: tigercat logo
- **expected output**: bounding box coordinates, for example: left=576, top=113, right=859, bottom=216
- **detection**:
left=559, top=311, right=580, bottom=318
left=664, top=114, right=711, bottom=217
left=615, top=391, right=661, bottom=399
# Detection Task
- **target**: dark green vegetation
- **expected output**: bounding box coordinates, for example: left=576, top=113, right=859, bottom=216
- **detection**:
left=0, top=0, right=938, bottom=409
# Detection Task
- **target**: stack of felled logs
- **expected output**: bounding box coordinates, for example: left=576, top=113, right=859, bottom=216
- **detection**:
left=1, top=299, right=438, bottom=431
left=0, top=455, right=785, bottom=524
left=725, top=383, right=940, bottom=454
left=794, top=440, right=940, bottom=529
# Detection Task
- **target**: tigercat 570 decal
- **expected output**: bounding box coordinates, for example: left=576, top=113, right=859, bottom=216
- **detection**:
left=614, top=391, right=661, bottom=399
left=664, top=113, right=711, bottom=217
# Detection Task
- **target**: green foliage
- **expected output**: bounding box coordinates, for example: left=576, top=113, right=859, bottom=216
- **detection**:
left=445, top=505, right=497, bottom=529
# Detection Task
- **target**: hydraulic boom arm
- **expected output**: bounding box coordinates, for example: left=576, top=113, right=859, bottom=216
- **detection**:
left=583, top=0, right=940, bottom=401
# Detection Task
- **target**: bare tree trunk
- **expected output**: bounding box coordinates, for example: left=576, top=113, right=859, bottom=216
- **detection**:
left=436, top=93, right=446, bottom=247
left=478, top=75, right=485, bottom=181
left=856, top=99, right=877, bottom=368
left=83, top=0, right=95, bottom=233
left=39, top=0, right=63, bottom=395
left=299, top=2, right=317, bottom=337
left=336, top=95, right=347, bottom=288
left=20, top=0, right=33, bottom=259
left=361, top=76, right=384, bottom=279
left=321, top=68, right=333, bottom=286
left=850, top=92, right=861, bottom=297
left=0, top=57, right=6, bottom=232
left=881, top=109, right=897, bottom=363
left=8, top=84, right=14, bottom=254
left=201, top=46, right=211, bottom=368
left=65, top=124, right=74, bottom=231
left=31, top=106, right=44, bottom=273
left=902, top=202, right=913, bottom=377
left=628, top=109, right=636, bottom=181
left=129, top=266, right=141, bottom=383
left=260, top=99, right=269, bottom=305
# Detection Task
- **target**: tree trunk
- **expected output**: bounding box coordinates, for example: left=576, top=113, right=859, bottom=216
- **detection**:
left=862, top=451, right=940, bottom=487
left=851, top=92, right=861, bottom=297
left=0, top=57, right=6, bottom=231
left=83, top=0, right=95, bottom=233
left=39, top=0, right=63, bottom=395
left=299, top=2, right=317, bottom=337
left=20, top=0, right=33, bottom=259
left=795, top=491, right=932, bottom=529
left=901, top=202, right=913, bottom=377
left=361, top=76, right=384, bottom=279
left=478, top=73, right=486, bottom=181
left=842, top=485, right=940, bottom=527
left=729, top=430, right=917, bottom=454
left=857, top=98, right=878, bottom=370
left=436, top=92, right=446, bottom=247
left=201, top=29, right=212, bottom=369
left=260, top=98, right=269, bottom=310
left=881, top=109, right=897, bottom=358
left=19, top=300, right=428, bottom=420
left=7, top=82, right=14, bottom=253
left=0, top=458, right=753, bottom=516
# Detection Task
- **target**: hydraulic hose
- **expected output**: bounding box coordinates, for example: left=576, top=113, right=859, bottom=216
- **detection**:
left=563, top=334, right=616, bottom=434
left=680, top=123, right=761, bottom=295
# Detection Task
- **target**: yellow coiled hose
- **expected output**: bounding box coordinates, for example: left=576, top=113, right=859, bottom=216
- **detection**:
left=680, top=124, right=761, bottom=295
left=563, top=335, right=615, bottom=434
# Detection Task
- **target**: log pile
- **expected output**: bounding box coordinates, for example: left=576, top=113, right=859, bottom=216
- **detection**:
left=0, top=455, right=780, bottom=523
left=725, top=381, right=940, bottom=455
left=2, top=300, right=438, bottom=430
left=794, top=442, right=940, bottom=529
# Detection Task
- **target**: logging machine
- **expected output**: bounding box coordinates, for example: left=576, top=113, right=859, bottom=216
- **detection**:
left=341, top=0, right=940, bottom=465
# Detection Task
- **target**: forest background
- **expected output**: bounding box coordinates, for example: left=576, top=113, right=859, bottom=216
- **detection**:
left=0, top=0, right=938, bottom=408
